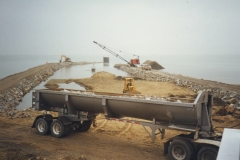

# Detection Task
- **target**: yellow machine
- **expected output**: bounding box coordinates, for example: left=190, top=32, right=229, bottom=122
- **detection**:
left=123, top=78, right=141, bottom=94
left=59, top=55, right=71, bottom=62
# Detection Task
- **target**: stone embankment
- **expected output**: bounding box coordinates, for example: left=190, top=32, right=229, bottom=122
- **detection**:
left=0, top=62, right=91, bottom=117
left=119, top=66, right=240, bottom=108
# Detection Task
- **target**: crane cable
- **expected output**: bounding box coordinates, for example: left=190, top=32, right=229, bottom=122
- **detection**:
left=93, top=41, right=137, bottom=67
left=99, top=44, right=139, bottom=59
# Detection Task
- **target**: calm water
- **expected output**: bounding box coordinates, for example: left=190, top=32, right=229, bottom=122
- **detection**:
left=0, top=54, right=239, bottom=110
left=0, top=54, right=239, bottom=84
left=16, top=63, right=131, bottom=110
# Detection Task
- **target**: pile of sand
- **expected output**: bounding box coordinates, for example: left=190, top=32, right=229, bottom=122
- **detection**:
left=142, top=60, right=164, bottom=70
left=91, top=71, right=116, bottom=79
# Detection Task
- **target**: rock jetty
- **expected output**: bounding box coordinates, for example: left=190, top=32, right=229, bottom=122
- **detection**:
left=0, top=62, right=91, bottom=117
left=119, top=66, right=240, bottom=108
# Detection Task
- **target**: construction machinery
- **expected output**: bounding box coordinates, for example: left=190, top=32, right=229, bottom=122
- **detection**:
left=59, top=55, right=71, bottom=63
left=31, top=89, right=225, bottom=159
left=93, top=41, right=140, bottom=67
left=140, top=64, right=152, bottom=70
left=123, top=78, right=141, bottom=94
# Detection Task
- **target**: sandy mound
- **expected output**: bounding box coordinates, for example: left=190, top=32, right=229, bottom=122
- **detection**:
left=143, top=60, right=164, bottom=70
left=91, top=71, right=116, bottom=79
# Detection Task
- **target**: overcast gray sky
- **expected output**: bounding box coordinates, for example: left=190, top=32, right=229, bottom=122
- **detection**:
left=0, top=0, right=240, bottom=56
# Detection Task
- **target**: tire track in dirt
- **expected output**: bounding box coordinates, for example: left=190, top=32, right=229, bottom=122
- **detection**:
left=116, top=118, right=133, bottom=136
left=90, top=119, right=108, bottom=132
left=90, top=116, right=134, bottom=136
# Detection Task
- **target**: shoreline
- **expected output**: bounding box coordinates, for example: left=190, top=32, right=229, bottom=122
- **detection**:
left=118, top=65, right=240, bottom=104
left=0, top=63, right=239, bottom=114
left=0, top=62, right=92, bottom=112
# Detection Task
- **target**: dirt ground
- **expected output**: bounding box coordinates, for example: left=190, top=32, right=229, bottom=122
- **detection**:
left=0, top=111, right=181, bottom=160
left=1, top=71, right=240, bottom=160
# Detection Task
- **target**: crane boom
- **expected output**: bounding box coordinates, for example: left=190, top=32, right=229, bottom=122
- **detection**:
left=93, top=41, right=136, bottom=67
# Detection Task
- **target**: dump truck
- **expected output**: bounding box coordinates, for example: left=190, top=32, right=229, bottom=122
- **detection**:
left=32, top=89, right=222, bottom=160
left=140, top=64, right=152, bottom=70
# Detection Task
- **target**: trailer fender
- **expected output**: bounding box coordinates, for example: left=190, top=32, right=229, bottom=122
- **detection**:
left=194, top=139, right=221, bottom=147
left=57, top=116, right=72, bottom=126
left=164, top=139, right=171, bottom=155
left=32, top=114, right=53, bottom=128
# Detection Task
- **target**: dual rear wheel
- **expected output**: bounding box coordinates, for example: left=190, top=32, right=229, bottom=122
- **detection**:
left=197, top=146, right=218, bottom=160
left=168, top=139, right=218, bottom=160
left=35, top=118, right=92, bottom=138
left=35, top=118, right=52, bottom=135
left=50, top=120, right=70, bottom=138
left=168, top=139, right=193, bottom=160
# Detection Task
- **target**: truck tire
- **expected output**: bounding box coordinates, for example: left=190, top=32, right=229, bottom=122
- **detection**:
left=77, top=120, right=92, bottom=132
left=50, top=120, right=67, bottom=138
left=197, top=146, right=218, bottom=160
left=168, top=139, right=193, bottom=160
left=35, top=118, right=51, bottom=135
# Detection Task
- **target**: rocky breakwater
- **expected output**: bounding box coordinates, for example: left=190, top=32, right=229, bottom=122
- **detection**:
left=119, top=66, right=240, bottom=112
left=0, top=62, right=91, bottom=118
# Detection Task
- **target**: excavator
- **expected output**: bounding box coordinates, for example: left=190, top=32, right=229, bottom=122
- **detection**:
left=59, top=55, right=71, bottom=63
left=123, top=78, right=141, bottom=94
left=93, top=41, right=140, bottom=67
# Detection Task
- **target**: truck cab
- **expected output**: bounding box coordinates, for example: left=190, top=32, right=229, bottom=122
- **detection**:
left=140, top=64, right=151, bottom=70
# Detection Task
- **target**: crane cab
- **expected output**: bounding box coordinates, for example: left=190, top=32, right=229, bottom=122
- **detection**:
left=130, top=59, right=140, bottom=65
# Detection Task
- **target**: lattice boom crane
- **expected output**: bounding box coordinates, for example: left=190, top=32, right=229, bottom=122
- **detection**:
left=93, top=41, right=139, bottom=67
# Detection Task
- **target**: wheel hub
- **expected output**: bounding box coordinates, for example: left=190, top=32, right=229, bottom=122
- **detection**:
left=52, top=123, right=61, bottom=135
left=172, top=145, right=186, bottom=159
left=37, top=121, right=45, bottom=132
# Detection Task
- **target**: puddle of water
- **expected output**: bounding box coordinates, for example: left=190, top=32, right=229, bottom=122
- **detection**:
left=58, top=82, right=85, bottom=90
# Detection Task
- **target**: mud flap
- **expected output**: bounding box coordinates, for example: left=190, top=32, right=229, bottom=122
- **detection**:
left=163, top=139, right=171, bottom=155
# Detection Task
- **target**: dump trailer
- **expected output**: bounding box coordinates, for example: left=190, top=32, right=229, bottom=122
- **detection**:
left=32, top=89, right=221, bottom=160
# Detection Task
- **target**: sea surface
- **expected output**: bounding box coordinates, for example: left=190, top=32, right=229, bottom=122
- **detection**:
left=0, top=54, right=239, bottom=110
left=1, top=54, right=239, bottom=84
